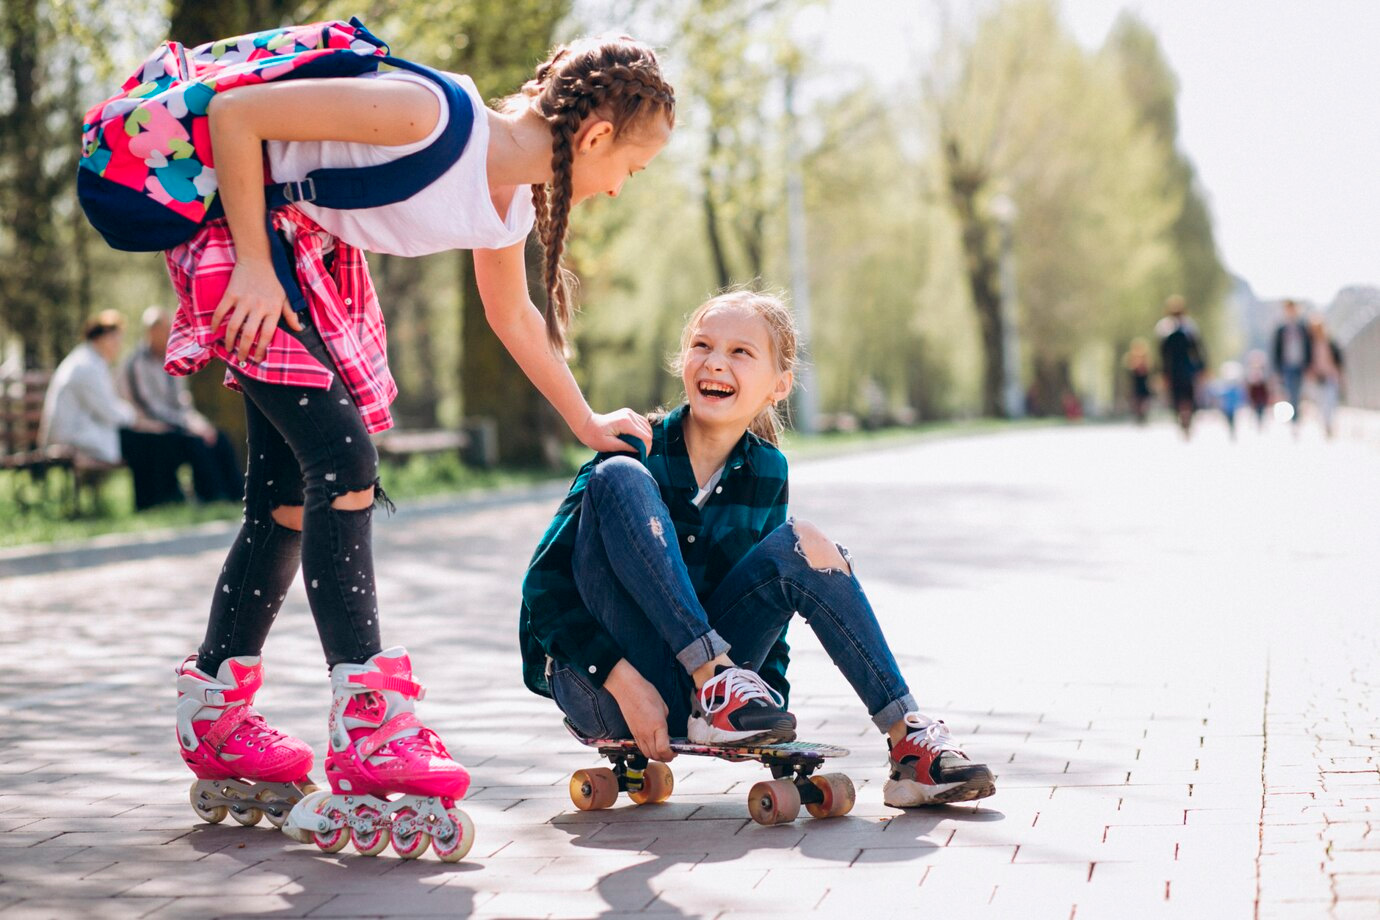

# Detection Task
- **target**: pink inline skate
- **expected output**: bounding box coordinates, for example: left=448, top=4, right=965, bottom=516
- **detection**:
left=176, top=654, right=316, bottom=828
left=282, top=647, right=475, bottom=861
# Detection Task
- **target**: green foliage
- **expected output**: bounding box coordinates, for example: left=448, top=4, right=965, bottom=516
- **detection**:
left=2, top=0, right=1233, bottom=481
left=931, top=0, right=1228, bottom=412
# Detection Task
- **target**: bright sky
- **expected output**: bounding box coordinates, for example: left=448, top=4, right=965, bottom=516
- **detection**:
left=808, top=0, right=1380, bottom=306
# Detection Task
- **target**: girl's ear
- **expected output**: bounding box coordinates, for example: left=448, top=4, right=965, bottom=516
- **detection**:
left=771, top=369, right=794, bottom=406
left=576, top=119, right=615, bottom=153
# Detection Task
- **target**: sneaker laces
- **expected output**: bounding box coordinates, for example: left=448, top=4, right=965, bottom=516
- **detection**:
left=698, top=667, right=784, bottom=716
left=895, top=714, right=963, bottom=758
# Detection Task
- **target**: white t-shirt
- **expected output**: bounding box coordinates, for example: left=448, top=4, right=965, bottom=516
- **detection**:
left=266, top=71, right=535, bottom=257
left=692, top=466, right=725, bottom=509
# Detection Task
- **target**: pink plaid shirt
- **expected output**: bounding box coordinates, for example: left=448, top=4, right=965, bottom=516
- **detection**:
left=163, top=206, right=397, bottom=433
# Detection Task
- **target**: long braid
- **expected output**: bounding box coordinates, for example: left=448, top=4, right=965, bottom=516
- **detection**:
left=522, top=38, right=676, bottom=351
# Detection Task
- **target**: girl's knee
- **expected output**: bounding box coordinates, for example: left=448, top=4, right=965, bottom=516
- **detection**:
left=588, top=454, right=656, bottom=498
left=330, top=487, right=374, bottom=511
left=269, top=504, right=304, bottom=530
left=790, top=519, right=852, bottom=575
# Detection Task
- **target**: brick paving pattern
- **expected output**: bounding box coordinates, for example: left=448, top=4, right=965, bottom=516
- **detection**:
left=1, top=417, right=1375, bottom=918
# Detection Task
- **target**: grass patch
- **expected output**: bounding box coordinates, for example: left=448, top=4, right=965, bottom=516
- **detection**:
left=0, top=451, right=576, bottom=550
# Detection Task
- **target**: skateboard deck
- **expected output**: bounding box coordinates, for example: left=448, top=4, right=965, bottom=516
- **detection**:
left=564, top=720, right=855, bottom=825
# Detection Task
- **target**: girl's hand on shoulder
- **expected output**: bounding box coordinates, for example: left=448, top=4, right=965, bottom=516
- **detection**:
left=577, top=408, right=652, bottom=455
left=211, top=259, right=303, bottom=364
left=604, top=659, right=674, bottom=761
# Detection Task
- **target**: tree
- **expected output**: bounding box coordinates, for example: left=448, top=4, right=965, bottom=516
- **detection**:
left=1105, top=13, right=1228, bottom=352
left=930, top=0, right=1181, bottom=415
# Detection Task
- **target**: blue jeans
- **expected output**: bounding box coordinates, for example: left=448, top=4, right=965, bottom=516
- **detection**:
left=550, top=456, right=916, bottom=738
left=1282, top=367, right=1304, bottom=422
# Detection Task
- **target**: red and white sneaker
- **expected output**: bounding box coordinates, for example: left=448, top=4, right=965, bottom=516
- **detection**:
left=686, top=666, right=796, bottom=744
left=884, top=714, right=995, bottom=807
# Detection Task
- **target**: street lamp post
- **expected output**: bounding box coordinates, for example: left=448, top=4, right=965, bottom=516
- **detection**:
left=784, top=68, right=817, bottom=435
left=989, top=194, right=1024, bottom=419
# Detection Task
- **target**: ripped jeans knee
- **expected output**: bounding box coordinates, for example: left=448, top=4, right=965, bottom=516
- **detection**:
left=788, top=517, right=854, bottom=576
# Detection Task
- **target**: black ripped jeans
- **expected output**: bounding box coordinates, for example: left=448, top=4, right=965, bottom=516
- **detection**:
left=196, top=314, right=384, bottom=674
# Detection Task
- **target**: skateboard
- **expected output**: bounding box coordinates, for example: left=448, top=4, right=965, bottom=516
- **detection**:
left=565, top=720, right=854, bottom=826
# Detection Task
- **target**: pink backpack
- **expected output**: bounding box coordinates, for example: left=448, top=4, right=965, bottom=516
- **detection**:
left=78, top=18, right=471, bottom=253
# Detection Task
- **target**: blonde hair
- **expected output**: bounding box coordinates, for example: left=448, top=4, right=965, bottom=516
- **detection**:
left=674, top=289, right=799, bottom=446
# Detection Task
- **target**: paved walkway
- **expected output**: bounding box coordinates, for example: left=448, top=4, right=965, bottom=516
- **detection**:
left=2, top=416, right=1376, bottom=919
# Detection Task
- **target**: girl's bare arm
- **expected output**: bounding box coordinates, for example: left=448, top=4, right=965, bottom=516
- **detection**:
left=207, top=79, right=440, bottom=360
left=474, top=241, right=652, bottom=454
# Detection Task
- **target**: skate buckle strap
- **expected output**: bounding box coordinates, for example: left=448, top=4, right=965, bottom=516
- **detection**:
left=357, top=711, right=424, bottom=760
left=201, top=703, right=261, bottom=751
left=348, top=672, right=425, bottom=700
left=202, top=666, right=262, bottom=706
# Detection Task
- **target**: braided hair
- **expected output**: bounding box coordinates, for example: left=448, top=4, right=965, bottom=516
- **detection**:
left=517, top=37, right=675, bottom=352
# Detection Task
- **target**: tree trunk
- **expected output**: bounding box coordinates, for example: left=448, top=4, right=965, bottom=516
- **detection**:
left=0, top=0, right=69, bottom=367
left=944, top=140, right=1005, bottom=417
left=458, top=241, right=563, bottom=468
left=167, top=1, right=301, bottom=46
left=376, top=253, right=439, bottom=429
left=701, top=178, right=731, bottom=289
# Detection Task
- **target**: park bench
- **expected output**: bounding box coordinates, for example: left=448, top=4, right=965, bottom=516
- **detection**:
left=373, top=418, right=497, bottom=469
left=0, top=368, right=120, bottom=515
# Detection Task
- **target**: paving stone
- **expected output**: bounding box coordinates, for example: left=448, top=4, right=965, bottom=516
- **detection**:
left=4, top=423, right=1379, bottom=916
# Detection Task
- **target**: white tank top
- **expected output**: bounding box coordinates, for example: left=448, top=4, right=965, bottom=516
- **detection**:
left=266, top=71, right=535, bottom=257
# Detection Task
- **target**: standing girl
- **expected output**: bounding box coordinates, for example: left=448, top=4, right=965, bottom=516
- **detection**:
left=520, top=291, right=996, bottom=808
left=165, top=30, right=675, bottom=859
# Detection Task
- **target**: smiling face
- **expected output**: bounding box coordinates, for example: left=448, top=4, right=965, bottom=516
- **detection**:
left=570, top=116, right=671, bottom=204
left=681, top=303, right=794, bottom=434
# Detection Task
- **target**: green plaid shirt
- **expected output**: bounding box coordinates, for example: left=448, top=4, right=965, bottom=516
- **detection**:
left=519, top=404, right=792, bottom=704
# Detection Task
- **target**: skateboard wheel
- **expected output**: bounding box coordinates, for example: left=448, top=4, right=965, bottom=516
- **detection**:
left=570, top=767, right=619, bottom=810
left=806, top=773, right=856, bottom=819
left=628, top=761, right=674, bottom=805
left=748, top=779, right=801, bottom=826
left=433, top=807, right=475, bottom=862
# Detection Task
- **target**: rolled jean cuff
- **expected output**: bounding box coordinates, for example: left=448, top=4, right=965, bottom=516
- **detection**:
left=675, top=629, right=730, bottom=675
left=872, top=694, right=918, bottom=733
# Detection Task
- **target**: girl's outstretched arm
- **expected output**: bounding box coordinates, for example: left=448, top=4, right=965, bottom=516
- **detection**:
left=207, top=79, right=441, bottom=362
left=474, top=241, right=652, bottom=454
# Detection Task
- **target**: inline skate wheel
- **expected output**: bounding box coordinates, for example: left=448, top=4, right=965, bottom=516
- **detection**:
left=189, top=783, right=227, bottom=824
left=432, top=808, right=475, bottom=863
left=257, top=789, right=289, bottom=829
left=310, top=797, right=349, bottom=854
left=229, top=803, right=263, bottom=826
left=390, top=806, right=430, bottom=859
left=350, top=804, right=389, bottom=856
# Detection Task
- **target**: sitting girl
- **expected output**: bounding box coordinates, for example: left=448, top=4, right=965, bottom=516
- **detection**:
left=518, top=290, right=995, bottom=806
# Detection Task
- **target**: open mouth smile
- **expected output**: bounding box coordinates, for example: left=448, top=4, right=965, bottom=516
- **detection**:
left=697, top=380, right=737, bottom=400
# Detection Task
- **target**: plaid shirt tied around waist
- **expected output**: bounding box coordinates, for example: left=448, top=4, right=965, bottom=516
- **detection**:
left=519, top=404, right=793, bottom=704
left=162, top=206, right=397, bottom=434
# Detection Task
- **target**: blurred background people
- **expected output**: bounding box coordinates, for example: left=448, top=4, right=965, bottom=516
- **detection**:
left=1210, top=361, right=1244, bottom=441
left=1306, top=314, right=1344, bottom=439
left=1155, top=295, right=1205, bottom=438
left=1244, top=350, right=1271, bottom=431
left=1124, top=338, right=1153, bottom=424
left=39, top=310, right=137, bottom=469
left=1272, top=299, right=1311, bottom=430
left=118, top=306, right=241, bottom=507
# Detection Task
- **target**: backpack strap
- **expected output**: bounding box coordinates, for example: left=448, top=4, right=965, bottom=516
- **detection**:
left=263, top=57, right=474, bottom=213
